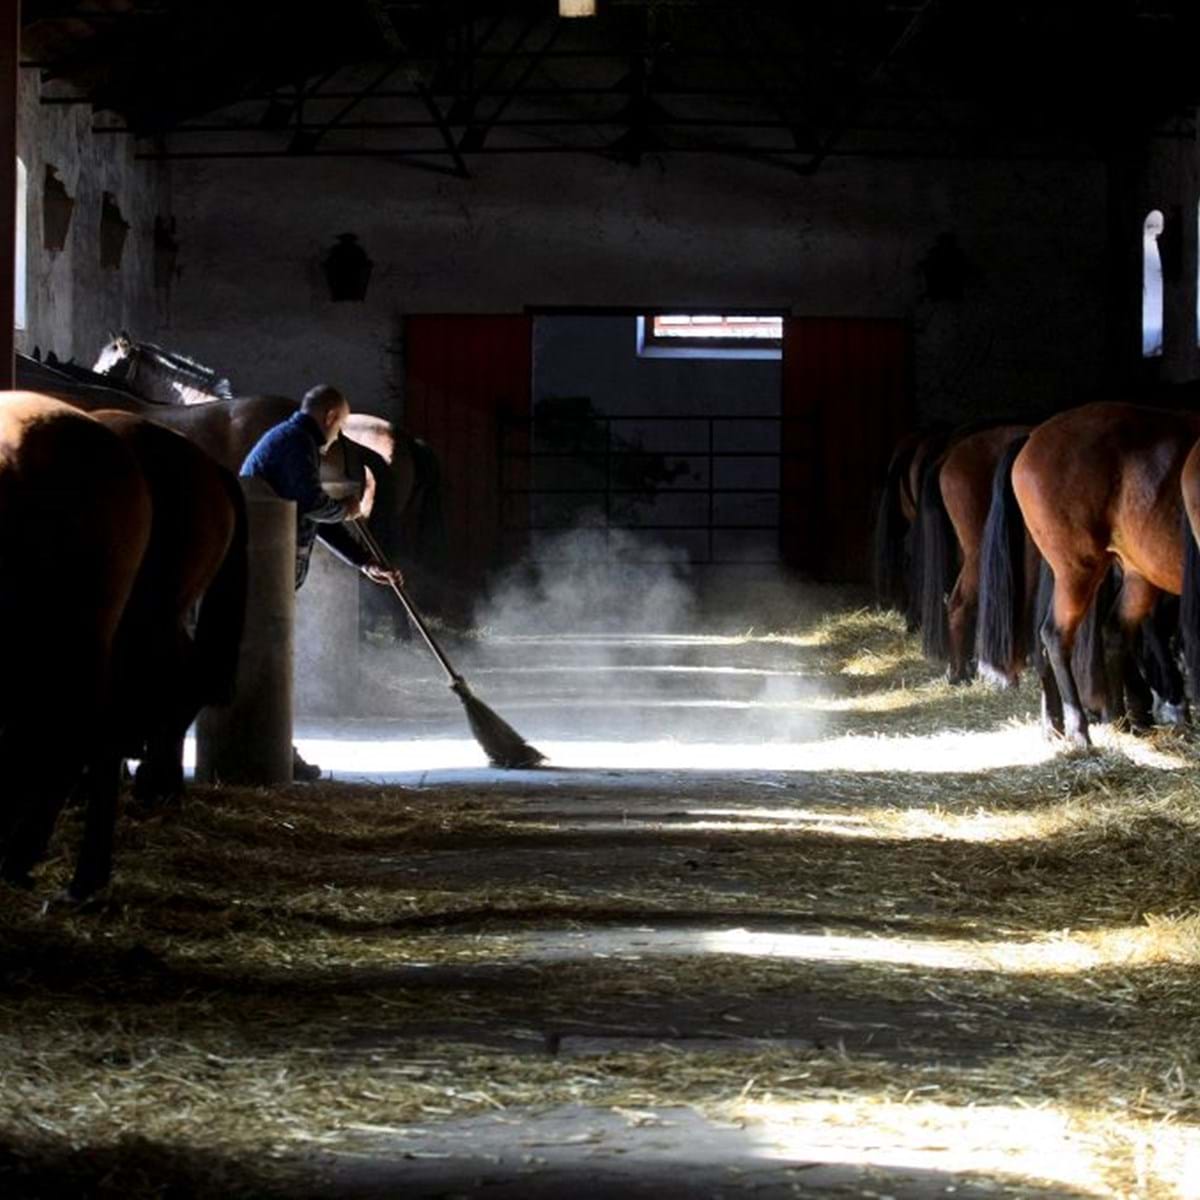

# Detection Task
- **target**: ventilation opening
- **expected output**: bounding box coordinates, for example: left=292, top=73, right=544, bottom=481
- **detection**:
left=43, top=165, right=74, bottom=252
left=100, top=191, right=129, bottom=269
left=636, top=313, right=784, bottom=360
left=14, top=157, right=26, bottom=330
left=1143, top=208, right=1164, bottom=358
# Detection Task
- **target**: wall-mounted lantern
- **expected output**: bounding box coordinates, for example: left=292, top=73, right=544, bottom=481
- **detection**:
left=322, top=232, right=373, bottom=302
left=559, top=0, right=597, bottom=17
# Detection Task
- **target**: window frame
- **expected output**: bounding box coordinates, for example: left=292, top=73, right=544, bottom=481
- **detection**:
left=14, top=156, right=26, bottom=331
left=636, top=312, right=785, bottom=361
left=1142, top=208, right=1164, bottom=359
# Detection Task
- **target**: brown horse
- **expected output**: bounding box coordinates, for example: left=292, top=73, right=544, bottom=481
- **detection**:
left=979, top=402, right=1200, bottom=746
left=1177, top=439, right=1200, bottom=696
left=0, top=393, right=152, bottom=898
left=93, top=412, right=248, bottom=816
left=83, top=341, right=445, bottom=591
left=20, top=352, right=442, bottom=588
left=914, top=424, right=1035, bottom=683
left=872, top=424, right=950, bottom=625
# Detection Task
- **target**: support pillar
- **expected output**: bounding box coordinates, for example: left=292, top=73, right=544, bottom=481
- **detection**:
left=196, top=479, right=296, bottom=784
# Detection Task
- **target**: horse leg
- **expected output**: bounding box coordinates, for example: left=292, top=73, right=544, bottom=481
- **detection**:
left=1109, top=573, right=1160, bottom=733
left=1079, top=567, right=1122, bottom=723
left=1037, top=631, right=1065, bottom=737
left=134, top=728, right=186, bottom=807
left=0, top=727, right=86, bottom=888
left=69, top=750, right=123, bottom=901
left=946, top=557, right=979, bottom=685
left=1040, top=565, right=1107, bottom=748
left=1142, top=595, right=1188, bottom=726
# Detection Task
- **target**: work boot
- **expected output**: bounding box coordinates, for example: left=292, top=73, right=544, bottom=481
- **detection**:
left=292, top=746, right=322, bottom=782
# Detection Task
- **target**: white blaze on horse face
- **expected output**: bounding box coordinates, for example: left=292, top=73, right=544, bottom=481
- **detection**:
left=93, top=336, right=132, bottom=375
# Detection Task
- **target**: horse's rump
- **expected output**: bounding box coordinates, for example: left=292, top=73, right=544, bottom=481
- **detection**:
left=0, top=392, right=152, bottom=884
left=91, top=412, right=247, bottom=727
left=1015, top=402, right=1200, bottom=597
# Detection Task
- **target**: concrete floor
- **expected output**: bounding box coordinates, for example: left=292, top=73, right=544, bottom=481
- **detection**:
left=189, top=625, right=1089, bottom=1197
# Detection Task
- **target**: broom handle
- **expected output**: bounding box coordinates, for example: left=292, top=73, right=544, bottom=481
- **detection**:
left=351, top=519, right=464, bottom=688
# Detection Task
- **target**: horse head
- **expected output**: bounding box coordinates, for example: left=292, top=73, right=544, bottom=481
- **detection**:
left=94, top=331, right=135, bottom=377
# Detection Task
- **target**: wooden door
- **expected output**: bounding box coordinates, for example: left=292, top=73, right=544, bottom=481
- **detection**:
left=781, top=318, right=912, bottom=581
left=404, top=315, right=532, bottom=584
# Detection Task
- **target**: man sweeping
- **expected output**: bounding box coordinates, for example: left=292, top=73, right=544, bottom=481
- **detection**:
left=240, top=383, right=401, bottom=781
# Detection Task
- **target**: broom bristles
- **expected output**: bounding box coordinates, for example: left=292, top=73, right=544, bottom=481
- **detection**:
left=452, top=680, right=546, bottom=769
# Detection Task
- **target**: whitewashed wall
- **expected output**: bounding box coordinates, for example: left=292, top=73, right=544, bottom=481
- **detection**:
left=165, top=150, right=1113, bottom=424
left=15, top=71, right=170, bottom=367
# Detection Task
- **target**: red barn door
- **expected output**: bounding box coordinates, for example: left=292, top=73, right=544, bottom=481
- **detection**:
left=404, top=315, right=532, bottom=585
left=780, top=318, right=912, bottom=582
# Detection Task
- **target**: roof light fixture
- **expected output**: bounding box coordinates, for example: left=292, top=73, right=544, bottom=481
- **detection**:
left=559, top=0, right=597, bottom=17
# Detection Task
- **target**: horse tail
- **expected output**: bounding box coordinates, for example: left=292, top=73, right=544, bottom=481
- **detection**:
left=916, top=457, right=955, bottom=662
left=872, top=443, right=917, bottom=614
left=976, top=434, right=1030, bottom=687
left=193, top=469, right=248, bottom=705
left=1181, top=509, right=1200, bottom=702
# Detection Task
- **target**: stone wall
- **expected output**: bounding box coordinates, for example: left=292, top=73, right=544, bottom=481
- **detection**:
left=166, top=151, right=1112, bottom=425
left=15, top=70, right=171, bottom=368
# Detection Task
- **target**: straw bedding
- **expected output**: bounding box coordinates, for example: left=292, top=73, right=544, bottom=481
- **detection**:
left=3, top=607, right=1200, bottom=1197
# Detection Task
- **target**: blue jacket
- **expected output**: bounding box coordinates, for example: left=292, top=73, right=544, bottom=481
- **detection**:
left=239, top=411, right=368, bottom=589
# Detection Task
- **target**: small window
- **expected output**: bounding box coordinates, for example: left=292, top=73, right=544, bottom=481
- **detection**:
left=1143, top=209, right=1164, bottom=358
left=637, top=313, right=783, bottom=360
left=14, top=156, right=26, bottom=330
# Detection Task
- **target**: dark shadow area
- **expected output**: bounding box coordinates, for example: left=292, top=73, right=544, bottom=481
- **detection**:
left=0, top=905, right=1180, bottom=1069
left=71, top=772, right=1200, bottom=942
left=0, top=1134, right=294, bottom=1200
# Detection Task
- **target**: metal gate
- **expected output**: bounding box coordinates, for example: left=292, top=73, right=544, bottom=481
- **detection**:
left=498, top=410, right=817, bottom=566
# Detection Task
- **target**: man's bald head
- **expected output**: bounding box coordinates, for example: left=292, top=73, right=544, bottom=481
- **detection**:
left=301, top=384, right=347, bottom=418
left=301, top=384, right=351, bottom=450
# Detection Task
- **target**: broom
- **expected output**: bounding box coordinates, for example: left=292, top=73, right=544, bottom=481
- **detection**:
left=352, top=519, right=545, bottom=769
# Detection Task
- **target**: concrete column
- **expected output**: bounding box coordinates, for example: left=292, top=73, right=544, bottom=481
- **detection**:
left=294, top=542, right=360, bottom=717
left=196, top=479, right=295, bottom=784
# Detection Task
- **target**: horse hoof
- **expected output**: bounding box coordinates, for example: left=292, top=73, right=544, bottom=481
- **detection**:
left=1153, top=699, right=1189, bottom=728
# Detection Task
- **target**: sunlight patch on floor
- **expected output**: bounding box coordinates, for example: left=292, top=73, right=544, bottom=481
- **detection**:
left=732, top=1098, right=1200, bottom=1198
left=221, top=723, right=1066, bottom=777
left=1090, top=723, right=1193, bottom=770
left=697, top=926, right=1115, bottom=974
